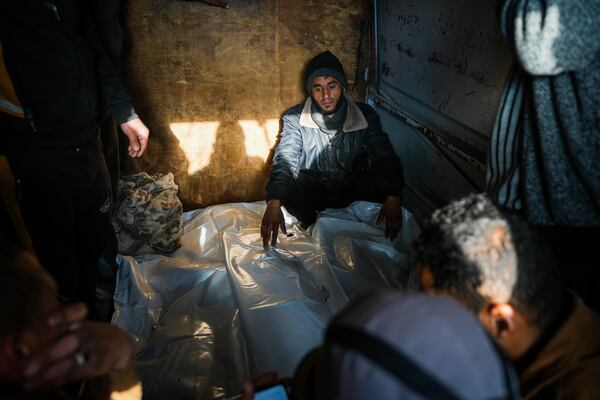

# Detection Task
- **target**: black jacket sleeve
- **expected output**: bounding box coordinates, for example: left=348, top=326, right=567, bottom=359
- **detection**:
left=265, top=109, right=303, bottom=201
left=360, top=104, right=404, bottom=198
left=84, top=11, right=137, bottom=124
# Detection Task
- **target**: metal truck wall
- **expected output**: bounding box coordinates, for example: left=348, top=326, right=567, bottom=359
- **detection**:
left=119, top=0, right=370, bottom=209
left=370, top=0, right=514, bottom=213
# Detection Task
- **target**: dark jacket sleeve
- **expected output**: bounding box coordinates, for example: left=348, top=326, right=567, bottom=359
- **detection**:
left=265, top=110, right=303, bottom=201
left=85, top=14, right=137, bottom=124
left=499, top=0, right=600, bottom=75
left=360, top=104, right=403, bottom=197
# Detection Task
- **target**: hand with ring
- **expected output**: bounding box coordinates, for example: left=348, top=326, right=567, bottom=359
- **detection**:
left=22, top=306, right=135, bottom=391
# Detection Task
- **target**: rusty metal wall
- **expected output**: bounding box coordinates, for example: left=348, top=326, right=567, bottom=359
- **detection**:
left=120, top=0, right=370, bottom=209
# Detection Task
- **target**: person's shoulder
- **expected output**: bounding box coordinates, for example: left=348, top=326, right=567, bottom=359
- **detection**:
left=282, top=103, right=305, bottom=119
left=553, top=355, right=600, bottom=399
left=354, top=101, right=380, bottom=123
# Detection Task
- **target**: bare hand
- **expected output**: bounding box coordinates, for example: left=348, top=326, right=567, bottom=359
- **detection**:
left=23, top=321, right=134, bottom=391
left=120, top=117, right=149, bottom=158
left=376, top=195, right=403, bottom=241
left=261, top=199, right=287, bottom=248
left=242, top=372, right=292, bottom=400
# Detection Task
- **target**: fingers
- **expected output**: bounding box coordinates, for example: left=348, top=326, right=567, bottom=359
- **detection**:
left=23, top=332, right=81, bottom=388
left=121, top=118, right=150, bottom=158
left=261, top=220, right=271, bottom=248
left=47, top=302, right=88, bottom=329
left=261, top=220, right=268, bottom=247
left=127, top=134, right=141, bottom=158
left=262, top=209, right=287, bottom=248
left=279, top=216, right=287, bottom=235
left=271, top=224, right=278, bottom=247
left=241, top=380, right=255, bottom=400
left=137, top=133, right=148, bottom=157
left=386, top=216, right=403, bottom=241
left=24, top=354, right=77, bottom=391
left=262, top=223, right=278, bottom=248
left=254, top=372, right=279, bottom=388
left=241, top=372, right=279, bottom=400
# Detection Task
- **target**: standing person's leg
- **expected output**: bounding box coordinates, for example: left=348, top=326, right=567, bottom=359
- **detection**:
left=7, top=140, right=111, bottom=315
left=8, top=147, right=81, bottom=304
left=72, top=139, right=113, bottom=318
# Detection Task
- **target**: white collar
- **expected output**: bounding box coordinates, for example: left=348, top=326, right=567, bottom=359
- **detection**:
left=299, top=93, right=369, bottom=133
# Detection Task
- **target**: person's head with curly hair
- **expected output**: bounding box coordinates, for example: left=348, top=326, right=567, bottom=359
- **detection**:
left=411, top=193, right=563, bottom=360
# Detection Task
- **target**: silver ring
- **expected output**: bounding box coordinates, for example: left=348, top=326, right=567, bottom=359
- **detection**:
left=73, top=351, right=86, bottom=367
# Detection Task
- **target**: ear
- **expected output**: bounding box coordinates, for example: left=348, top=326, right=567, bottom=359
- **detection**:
left=480, top=303, right=515, bottom=339
left=420, top=265, right=435, bottom=292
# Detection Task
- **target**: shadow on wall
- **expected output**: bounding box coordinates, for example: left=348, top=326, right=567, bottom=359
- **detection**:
left=168, top=118, right=281, bottom=207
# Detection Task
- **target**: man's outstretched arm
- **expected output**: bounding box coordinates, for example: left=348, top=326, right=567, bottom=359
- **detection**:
left=262, top=112, right=303, bottom=247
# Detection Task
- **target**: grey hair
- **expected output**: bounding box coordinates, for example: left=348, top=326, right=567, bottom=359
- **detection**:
left=411, top=193, right=562, bottom=329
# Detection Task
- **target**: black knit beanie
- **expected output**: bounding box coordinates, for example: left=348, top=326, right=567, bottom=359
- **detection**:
left=305, top=50, right=348, bottom=92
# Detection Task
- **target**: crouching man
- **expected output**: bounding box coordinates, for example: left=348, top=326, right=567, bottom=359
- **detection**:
left=412, top=194, right=600, bottom=399
left=261, top=50, right=404, bottom=247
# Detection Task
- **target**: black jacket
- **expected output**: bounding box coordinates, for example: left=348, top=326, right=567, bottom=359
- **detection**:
left=0, top=0, right=135, bottom=149
left=266, top=95, right=403, bottom=202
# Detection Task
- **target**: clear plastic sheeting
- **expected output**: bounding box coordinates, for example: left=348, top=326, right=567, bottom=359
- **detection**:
left=112, top=201, right=418, bottom=399
left=224, top=224, right=347, bottom=377
left=112, top=256, right=245, bottom=399
left=313, top=201, right=419, bottom=298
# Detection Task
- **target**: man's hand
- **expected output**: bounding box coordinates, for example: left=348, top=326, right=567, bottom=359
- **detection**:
left=120, top=117, right=149, bottom=158
left=261, top=199, right=287, bottom=248
left=242, top=372, right=292, bottom=400
left=376, top=195, right=403, bottom=241
left=22, top=321, right=135, bottom=391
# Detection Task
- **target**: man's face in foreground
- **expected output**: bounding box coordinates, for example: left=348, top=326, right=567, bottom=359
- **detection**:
left=311, top=76, right=343, bottom=115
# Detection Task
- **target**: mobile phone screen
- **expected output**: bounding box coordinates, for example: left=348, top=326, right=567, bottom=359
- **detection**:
left=254, top=384, right=289, bottom=400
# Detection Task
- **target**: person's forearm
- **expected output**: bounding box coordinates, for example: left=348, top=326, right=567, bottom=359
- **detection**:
left=499, top=0, right=600, bottom=74
left=267, top=199, right=282, bottom=207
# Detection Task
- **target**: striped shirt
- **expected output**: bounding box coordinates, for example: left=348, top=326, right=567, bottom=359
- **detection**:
left=487, top=65, right=524, bottom=210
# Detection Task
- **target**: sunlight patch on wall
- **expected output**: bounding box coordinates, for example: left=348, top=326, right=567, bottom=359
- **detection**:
left=238, top=119, right=280, bottom=162
left=170, top=122, right=220, bottom=175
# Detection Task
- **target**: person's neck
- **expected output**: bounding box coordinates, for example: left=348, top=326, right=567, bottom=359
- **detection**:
left=506, top=319, right=542, bottom=360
